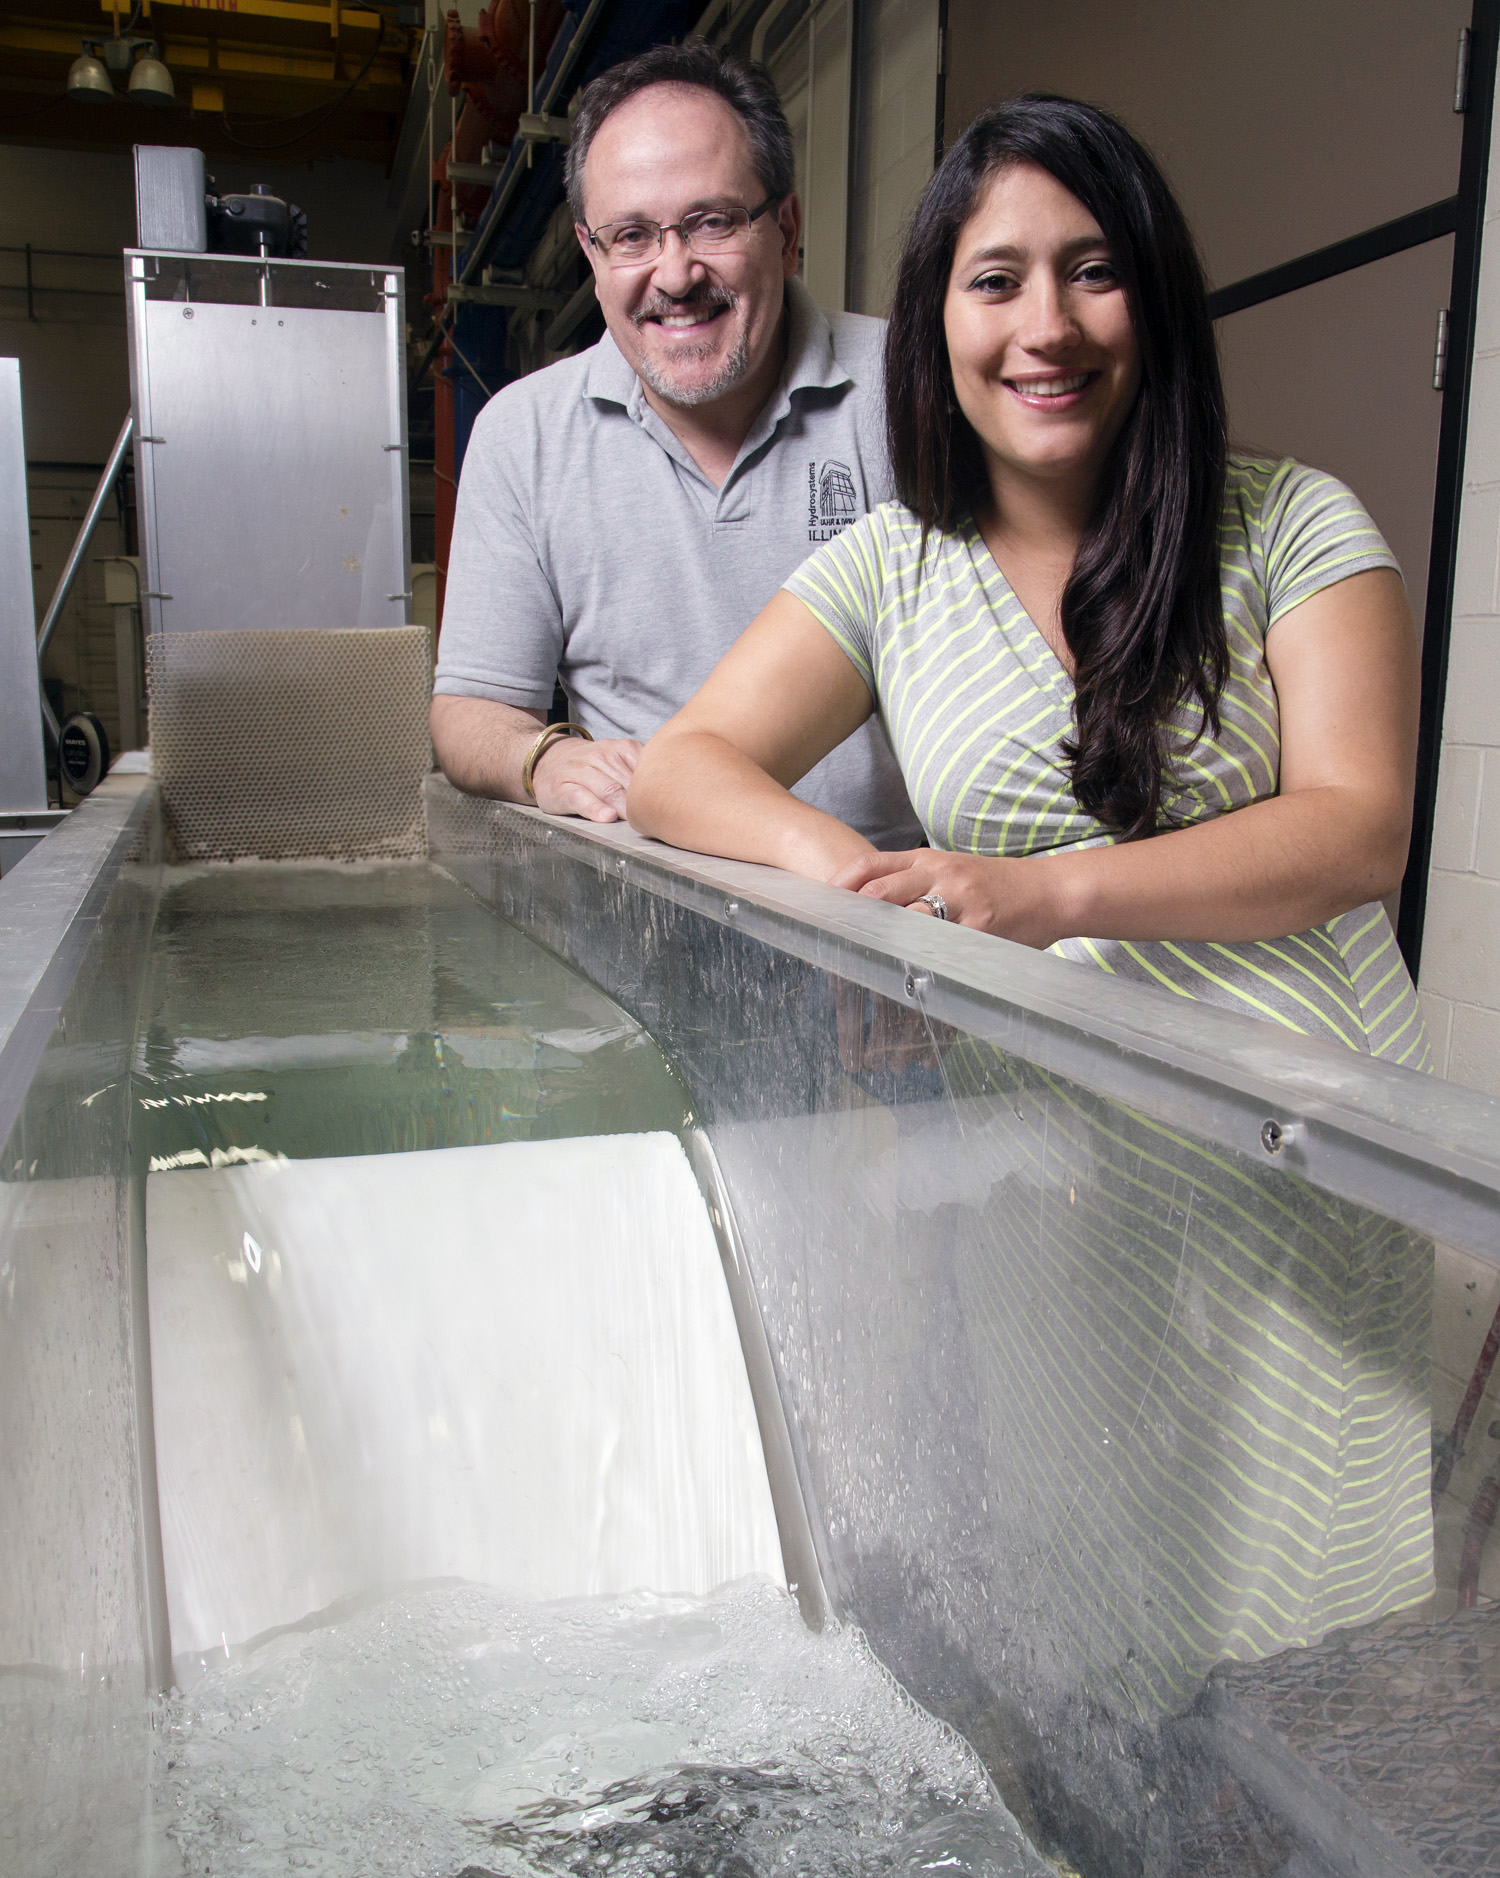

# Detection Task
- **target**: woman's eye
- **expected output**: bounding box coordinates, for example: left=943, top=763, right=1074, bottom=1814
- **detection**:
left=1075, top=261, right=1119, bottom=286
left=971, top=271, right=1017, bottom=294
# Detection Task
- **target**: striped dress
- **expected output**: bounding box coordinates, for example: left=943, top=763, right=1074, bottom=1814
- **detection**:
left=786, top=454, right=1428, bottom=1067
left=787, top=457, right=1433, bottom=1713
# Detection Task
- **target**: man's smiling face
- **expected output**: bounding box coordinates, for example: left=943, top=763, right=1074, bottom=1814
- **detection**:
left=577, top=83, right=799, bottom=411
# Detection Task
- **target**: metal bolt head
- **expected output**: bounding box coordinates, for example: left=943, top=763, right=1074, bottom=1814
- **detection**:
left=1260, top=1119, right=1284, bottom=1156
left=182, top=306, right=194, bottom=318
left=723, top=898, right=739, bottom=920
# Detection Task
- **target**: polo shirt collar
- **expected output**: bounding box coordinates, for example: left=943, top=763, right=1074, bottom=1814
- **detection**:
left=581, top=275, right=852, bottom=416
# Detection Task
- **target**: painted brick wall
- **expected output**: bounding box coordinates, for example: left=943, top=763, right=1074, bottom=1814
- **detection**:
left=1420, top=101, right=1500, bottom=1093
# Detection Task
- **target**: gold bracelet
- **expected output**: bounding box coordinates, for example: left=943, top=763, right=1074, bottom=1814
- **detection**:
left=521, top=720, right=593, bottom=802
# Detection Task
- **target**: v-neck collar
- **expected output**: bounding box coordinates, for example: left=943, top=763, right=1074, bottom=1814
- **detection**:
left=964, top=519, right=1075, bottom=699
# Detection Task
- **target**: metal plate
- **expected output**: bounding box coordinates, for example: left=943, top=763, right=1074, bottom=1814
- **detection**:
left=128, top=257, right=410, bottom=635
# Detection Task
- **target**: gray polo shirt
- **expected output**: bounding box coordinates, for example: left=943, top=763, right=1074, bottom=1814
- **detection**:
left=435, top=277, right=921, bottom=848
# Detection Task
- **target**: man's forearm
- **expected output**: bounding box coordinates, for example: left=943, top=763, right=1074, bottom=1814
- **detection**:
left=429, top=693, right=545, bottom=802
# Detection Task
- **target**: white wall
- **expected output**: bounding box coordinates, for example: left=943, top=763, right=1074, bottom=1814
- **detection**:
left=1419, top=99, right=1500, bottom=1093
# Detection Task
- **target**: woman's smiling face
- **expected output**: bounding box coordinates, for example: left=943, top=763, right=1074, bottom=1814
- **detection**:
left=943, top=161, right=1141, bottom=506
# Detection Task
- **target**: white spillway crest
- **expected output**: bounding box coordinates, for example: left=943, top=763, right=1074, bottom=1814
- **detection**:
left=147, top=1132, right=784, bottom=1670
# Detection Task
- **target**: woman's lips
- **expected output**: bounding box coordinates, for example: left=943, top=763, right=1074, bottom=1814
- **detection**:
left=1003, top=370, right=1099, bottom=409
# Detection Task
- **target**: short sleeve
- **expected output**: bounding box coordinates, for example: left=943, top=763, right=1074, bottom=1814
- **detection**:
left=782, top=509, right=890, bottom=691
left=1259, top=461, right=1401, bottom=628
left=433, top=392, right=564, bottom=710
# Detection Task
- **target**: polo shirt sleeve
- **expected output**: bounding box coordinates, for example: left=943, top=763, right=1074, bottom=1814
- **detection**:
left=432, top=395, right=561, bottom=712
left=1259, top=459, right=1401, bottom=630
left=782, top=510, right=888, bottom=693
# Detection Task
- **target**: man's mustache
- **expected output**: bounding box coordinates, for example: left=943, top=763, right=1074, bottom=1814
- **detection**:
left=631, top=286, right=738, bottom=326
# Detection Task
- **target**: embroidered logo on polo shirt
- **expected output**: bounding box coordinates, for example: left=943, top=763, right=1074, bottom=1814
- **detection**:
left=807, top=460, right=857, bottom=541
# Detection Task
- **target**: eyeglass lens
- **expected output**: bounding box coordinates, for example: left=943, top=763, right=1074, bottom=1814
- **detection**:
left=593, top=198, right=772, bottom=264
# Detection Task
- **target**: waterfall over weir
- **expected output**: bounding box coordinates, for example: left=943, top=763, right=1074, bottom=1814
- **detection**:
left=147, top=1133, right=784, bottom=1679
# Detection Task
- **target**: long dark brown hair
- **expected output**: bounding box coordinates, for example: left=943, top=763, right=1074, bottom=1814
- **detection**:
left=886, top=95, right=1227, bottom=840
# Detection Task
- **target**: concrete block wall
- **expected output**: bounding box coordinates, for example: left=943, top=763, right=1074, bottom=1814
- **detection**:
left=846, top=0, right=939, bottom=316
left=1420, top=101, right=1500, bottom=1094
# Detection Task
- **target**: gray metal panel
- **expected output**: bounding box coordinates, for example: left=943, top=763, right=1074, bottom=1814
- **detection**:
left=126, top=252, right=410, bottom=635
left=0, top=777, right=166, bottom=1875
left=0, top=361, right=47, bottom=815
left=133, top=144, right=207, bottom=252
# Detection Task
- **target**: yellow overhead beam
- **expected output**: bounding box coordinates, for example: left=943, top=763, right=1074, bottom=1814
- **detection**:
left=165, top=39, right=406, bottom=80
left=0, top=23, right=78, bottom=54
left=1, top=21, right=402, bottom=84
left=99, top=0, right=384, bottom=32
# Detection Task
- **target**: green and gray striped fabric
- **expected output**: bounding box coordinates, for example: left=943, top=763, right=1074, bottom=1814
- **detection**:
left=785, top=456, right=1428, bottom=1067
left=943, top=1039, right=1433, bottom=1717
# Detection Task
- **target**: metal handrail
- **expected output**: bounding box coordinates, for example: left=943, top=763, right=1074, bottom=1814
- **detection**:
left=34, top=411, right=134, bottom=742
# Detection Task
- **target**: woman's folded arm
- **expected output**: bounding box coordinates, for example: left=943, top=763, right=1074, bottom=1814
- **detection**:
left=627, top=590, right=879, bottom=878
left=839, top=567, right=1419, bottom=944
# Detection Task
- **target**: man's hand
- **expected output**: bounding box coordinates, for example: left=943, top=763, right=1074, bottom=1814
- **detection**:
left=532, top=734, right=643, bottom=822
left=430, top=694, right=642, bottom=821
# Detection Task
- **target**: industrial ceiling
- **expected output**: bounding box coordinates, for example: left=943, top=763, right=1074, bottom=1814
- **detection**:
left=0, top=0, right=419, bottom=166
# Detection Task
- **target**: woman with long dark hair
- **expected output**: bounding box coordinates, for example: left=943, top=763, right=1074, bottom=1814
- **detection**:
left=628, top=94, right=1426, bottom=1066
left=628, top=97, right=1435, bottom=1702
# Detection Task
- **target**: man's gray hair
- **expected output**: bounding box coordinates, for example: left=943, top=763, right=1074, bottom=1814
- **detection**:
left=565, top=42, right=795, bottom=227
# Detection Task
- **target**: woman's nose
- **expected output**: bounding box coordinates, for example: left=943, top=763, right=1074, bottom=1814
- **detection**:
left=1018, top=279, right=1080, bottom=351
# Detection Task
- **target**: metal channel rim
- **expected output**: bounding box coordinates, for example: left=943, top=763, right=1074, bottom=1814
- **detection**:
left=0, top=775, right=157, bottom=1150
left=681, top=1126, right=835, bottom=1633
left=455, top=793, right=1500, bottom=1266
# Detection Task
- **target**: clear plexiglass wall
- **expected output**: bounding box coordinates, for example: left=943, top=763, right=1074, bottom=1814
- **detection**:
left=428, top=779, right=1500, bottom=1878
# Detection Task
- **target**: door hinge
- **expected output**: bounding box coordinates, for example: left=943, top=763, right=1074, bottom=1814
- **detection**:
left=1456, top=27, right=1472, bottom=113
left=1434, top=307, right=1450, bottom=391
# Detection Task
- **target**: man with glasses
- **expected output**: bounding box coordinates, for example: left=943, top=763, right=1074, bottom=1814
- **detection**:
left=430, top=41, right=919, bottom=846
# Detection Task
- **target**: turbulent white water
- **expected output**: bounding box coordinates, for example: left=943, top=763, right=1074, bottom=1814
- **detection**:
left=151, top=1578, right=1044, bottom=1877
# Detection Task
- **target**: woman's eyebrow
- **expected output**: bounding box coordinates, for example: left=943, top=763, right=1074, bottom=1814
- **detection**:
left=960, top=234, right=1111, bottom=266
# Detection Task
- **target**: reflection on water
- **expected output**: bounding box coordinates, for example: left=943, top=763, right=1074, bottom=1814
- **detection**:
left=152, top=1579, right=1043, bottom=1878
left=133, top=864, right=691, bottom=1165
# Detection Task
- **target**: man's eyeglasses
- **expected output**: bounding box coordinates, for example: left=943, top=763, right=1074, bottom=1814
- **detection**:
left=586, top=194, right=779, bottom=266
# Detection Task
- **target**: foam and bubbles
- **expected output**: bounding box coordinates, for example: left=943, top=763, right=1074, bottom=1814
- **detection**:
left=151, top=1578, right=1044, bottom=1877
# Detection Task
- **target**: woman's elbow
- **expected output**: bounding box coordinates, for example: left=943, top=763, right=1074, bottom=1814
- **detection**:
left=1349, top=802, right=1413, bottom=906
left=624, top=738, right=674, bottom=838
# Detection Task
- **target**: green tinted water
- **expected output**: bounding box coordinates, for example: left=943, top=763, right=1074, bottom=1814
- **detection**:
left=133, top=862, right=691, bottom=1168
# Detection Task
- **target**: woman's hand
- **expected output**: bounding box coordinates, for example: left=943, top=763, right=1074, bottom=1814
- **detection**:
left=832, top=849, right=1072, bottom=948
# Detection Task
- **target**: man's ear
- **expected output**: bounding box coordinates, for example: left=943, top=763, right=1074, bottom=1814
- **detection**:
left=777, top=193, right=803, bottom=278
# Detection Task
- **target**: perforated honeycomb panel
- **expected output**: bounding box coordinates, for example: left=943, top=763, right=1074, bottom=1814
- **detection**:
left=146, top=627, right=432, bottom=862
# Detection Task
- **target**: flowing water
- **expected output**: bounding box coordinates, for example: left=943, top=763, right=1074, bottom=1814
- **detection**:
left=151, top=1578, right=1042, bottom=1877
left=136, top=864, right=1043, bottom=1878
